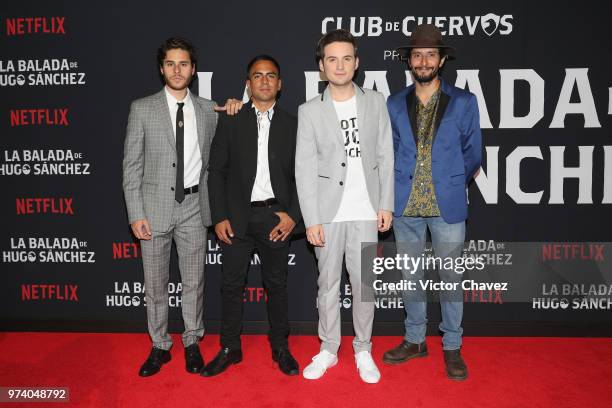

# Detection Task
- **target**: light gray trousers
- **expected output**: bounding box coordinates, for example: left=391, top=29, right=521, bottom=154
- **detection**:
left=314, top=220, right=377, bottom=354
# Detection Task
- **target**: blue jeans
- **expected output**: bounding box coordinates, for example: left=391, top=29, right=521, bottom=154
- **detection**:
left=393, top=216, right=465, bottom=350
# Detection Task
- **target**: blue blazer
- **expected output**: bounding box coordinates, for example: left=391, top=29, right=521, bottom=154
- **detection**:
left=387, top=78, right=482, bottom=224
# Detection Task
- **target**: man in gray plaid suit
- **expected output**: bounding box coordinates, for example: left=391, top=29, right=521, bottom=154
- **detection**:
left=122, top=37, right=218, bottom=377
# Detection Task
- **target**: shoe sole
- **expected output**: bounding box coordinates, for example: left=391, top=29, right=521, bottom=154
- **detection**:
left=278, top=367, right=299, bottom=376
left=361, top=376, right=381, bottom=384
left=303, top=358, right=338, bottom=380
left=186, top=365, right=204, bottom=374
left=447, top=371, right=468, bottom=381
left=382, top=351, right=428, bottom=366
left=200, top=357, right=242, bottom=377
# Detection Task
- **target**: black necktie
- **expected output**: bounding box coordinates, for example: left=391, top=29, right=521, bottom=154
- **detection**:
left=175, top=102, right=185, bottom=203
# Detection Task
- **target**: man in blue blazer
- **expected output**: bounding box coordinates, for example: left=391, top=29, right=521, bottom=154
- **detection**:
left=382, top=24, right=481, bottom=381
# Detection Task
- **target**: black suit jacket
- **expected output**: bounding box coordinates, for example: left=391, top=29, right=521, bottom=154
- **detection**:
left=207, top=102, right=303, bottom=238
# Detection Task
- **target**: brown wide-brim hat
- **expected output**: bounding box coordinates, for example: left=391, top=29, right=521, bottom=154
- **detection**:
left=395, top=23, right=456, bottom=61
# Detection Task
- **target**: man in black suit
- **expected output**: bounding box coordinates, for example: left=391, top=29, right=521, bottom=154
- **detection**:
left=202, top=55, right=302, bottom=377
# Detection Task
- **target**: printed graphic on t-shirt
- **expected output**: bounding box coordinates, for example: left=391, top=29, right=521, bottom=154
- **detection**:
left=341, top=117, right=360, bottom=158
left=331, top=96, right=377, bottom=222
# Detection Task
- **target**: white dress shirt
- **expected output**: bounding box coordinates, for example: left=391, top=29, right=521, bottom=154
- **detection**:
left=250, top=102, right=276, bottom=201
left=165, top=87, right=201, bottom=189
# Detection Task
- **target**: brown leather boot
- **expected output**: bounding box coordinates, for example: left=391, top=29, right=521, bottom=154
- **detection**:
left=382, top=341, right=428, bottom=365
left=443, top=349, right=468, bottom=380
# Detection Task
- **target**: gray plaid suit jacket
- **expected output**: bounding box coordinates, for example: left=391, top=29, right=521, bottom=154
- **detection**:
left=123, top=89, right=218, bottom=232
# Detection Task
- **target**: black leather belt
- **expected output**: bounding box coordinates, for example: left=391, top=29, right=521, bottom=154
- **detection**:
left=250, top=198, right=278, bottom=207
left=184, top=185, right=199, bottom=194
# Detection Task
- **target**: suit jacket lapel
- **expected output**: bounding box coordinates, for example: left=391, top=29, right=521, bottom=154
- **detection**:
left=355, top=85, right=367, bottom=147
left=268, top=106, right=279, bottom=168
left=155, top=90, right=176, bottom=152
left=405, top=89, right=418, bottom=147
left=193, top=97, right=205, bottom=154
left=432, top=89, right=450, bottom=147
left=243, top=104, right=259, bottom=180
left=320, top=86, right=346, bottom=150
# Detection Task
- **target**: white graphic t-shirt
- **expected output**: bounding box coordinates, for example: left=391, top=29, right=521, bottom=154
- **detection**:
left=331, top=95, right=377, bottom=222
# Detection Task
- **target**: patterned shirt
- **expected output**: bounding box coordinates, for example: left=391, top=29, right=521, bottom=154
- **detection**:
left=404, top=88, right=441, bottom=217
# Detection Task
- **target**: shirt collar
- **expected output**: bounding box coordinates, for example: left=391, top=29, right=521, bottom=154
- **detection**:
left=416, top=86, right=441, bottom=110
left=252, top=101, right=275, bottom=121
left=164, top=86, right=192, bottom=108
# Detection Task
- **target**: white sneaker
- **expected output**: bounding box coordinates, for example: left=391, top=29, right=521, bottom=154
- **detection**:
left=355, top=351, right=381, bottom=384
left=302, top=350, right=338, bottom=380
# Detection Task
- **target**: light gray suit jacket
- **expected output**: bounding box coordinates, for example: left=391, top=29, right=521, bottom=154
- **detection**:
left=295, top=83, right=394, bottom=228
left=122, top=89, right=218, bottom=232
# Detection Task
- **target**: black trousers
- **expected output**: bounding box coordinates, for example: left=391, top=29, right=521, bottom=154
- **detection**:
left=220, top=204, right=290, bottom=350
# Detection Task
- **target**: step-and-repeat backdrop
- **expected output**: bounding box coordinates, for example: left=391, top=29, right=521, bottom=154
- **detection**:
left=1, top=1, right=611, bottom=335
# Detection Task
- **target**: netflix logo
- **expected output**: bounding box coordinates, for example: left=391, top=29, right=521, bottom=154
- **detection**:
left=541, top=243, right=605, bottom=262
left=243, top=286, right=268, bottom=303
left=21, top=284, right=78, bottom=301
left=10, top=108, right=69, bottom=126
left=464, top=289, right=503, bottom=304
left=112, top=242, right=141, bottom=259
left=6, top=17, right=65, bottom=35
left=16, top=198, right=74, bottom=215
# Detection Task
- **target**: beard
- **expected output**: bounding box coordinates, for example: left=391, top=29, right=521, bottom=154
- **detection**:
left=411, top=65, right=440, bottom=84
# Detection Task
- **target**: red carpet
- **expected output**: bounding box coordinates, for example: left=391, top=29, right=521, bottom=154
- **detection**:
left=0, top=333, right=611, bottom=407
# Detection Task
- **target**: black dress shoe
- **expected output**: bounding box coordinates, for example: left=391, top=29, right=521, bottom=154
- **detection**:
left=272, top=348, right=299, bottom=376
left=200, top=348, right=242, bottom=377
left=185, top=344, right=205, bottom=374
left=138, top=347, right=171, bottom=377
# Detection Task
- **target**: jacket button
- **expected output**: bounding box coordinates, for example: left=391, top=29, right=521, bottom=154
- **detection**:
left=172, top=163, right=176, bottom=167
left=414, top=154, right=417, bottom=159
left=171, top=187, right=175, bottom=191
left=409, top=175, right=413, bottom=180
left=339, top=181, right=344, bottom=186
left=341, top=162, right=346, bottom=167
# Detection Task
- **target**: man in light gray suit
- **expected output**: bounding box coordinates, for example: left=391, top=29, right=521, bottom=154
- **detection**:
left=123, top=37, right=217, bottom=377
left=295, top=29, right=394, bottom=384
